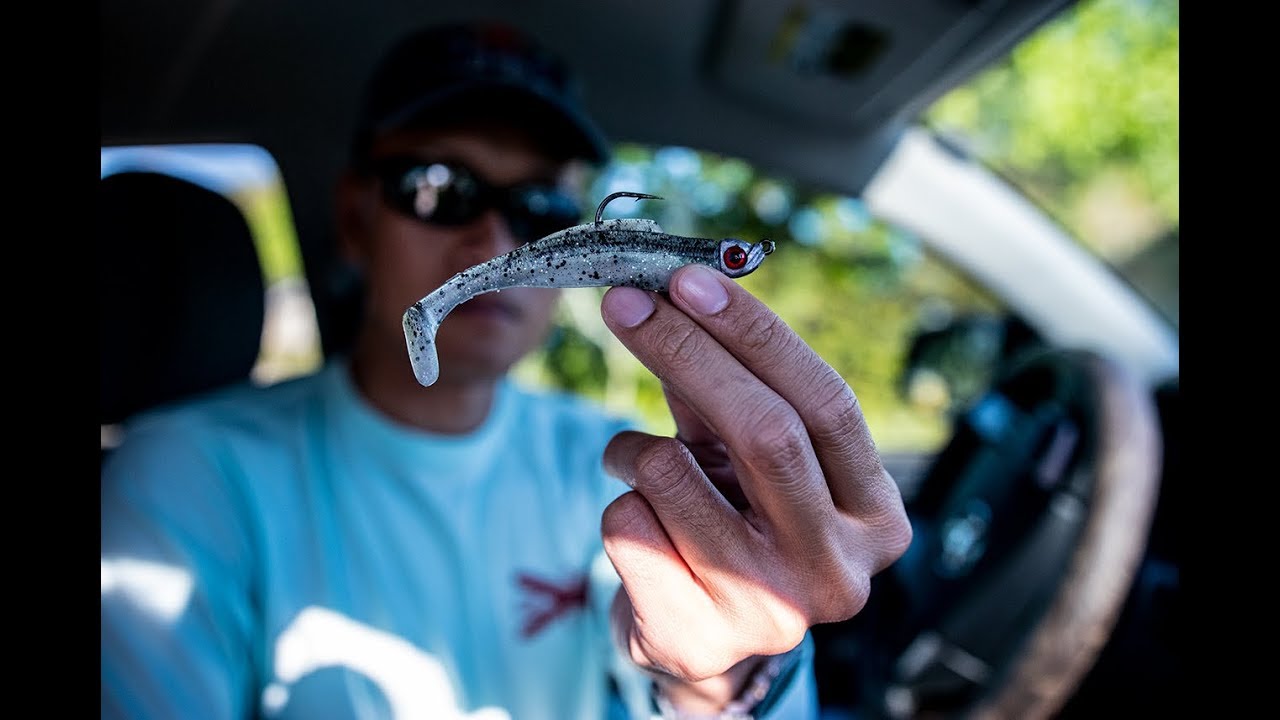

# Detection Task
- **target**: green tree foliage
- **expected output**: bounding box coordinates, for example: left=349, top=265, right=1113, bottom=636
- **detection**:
left=231, top=183, right=305, bottom=285
left=926, top=0, right=1178, bottom=260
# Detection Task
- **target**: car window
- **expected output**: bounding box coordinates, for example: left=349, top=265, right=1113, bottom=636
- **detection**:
left=100, top=143, right=324, bottom=386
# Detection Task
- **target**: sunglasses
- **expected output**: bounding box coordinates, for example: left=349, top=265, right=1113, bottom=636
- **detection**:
left=361, top=156, right=584, bottom=243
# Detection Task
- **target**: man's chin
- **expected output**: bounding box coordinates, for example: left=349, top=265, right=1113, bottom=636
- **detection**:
left=434, top=341, right=529, bottom=385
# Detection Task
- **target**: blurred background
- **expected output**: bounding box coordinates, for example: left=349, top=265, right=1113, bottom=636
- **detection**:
left=100, top=0, right=1177, bottom=460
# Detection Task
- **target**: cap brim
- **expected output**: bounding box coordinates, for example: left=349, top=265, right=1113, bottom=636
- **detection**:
left=371, top=81, right=612, bottom=164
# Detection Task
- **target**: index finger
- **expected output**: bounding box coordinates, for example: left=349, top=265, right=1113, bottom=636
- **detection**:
left=667, top=263, right=903, bottom=520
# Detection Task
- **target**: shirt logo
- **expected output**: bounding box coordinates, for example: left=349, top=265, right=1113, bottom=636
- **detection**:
left=515, top=571, right=589, bottom=639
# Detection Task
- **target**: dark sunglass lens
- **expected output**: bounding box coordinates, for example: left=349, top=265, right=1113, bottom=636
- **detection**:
left=374, top=158, right=578, bottom=240
left=386, top=161, right=483, bottom=225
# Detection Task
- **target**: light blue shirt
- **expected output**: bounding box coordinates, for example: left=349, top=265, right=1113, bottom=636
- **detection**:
left=101, top=359, right=815, bottom=719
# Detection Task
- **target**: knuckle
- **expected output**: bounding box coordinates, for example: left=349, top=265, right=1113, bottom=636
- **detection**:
left=868, top=497, right=915, bottom=568
left=744, top=407, right=812, bottom=477
left=632, top=437, right=698, bottom=499
left=740, top=314, right=810, bottom=376
left=780, top=522, right=878, bottom=624
left=810, top=565, right=871, bottom=625
left=739, top=312, right=783, bottom=353
left=651, top=319, right=707, bottom=374
left=809, top=379, right=865, bottom=442
left=846, top=470, right=913, bottom=540
left=889, top=514, right=914, bottom=559
left=758, top=601, right=811, bottom=653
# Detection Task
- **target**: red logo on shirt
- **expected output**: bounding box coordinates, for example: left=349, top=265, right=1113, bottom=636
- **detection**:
left=516, top=571, right=589, bottom=639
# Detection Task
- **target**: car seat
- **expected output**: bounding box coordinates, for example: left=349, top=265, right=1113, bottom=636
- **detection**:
left=99, top=170, right=265, bottom=457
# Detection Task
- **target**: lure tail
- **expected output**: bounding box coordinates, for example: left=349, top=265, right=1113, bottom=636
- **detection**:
left=403, top=303, right=441, bottom=387
left=402, top=253, right=541, bottom=386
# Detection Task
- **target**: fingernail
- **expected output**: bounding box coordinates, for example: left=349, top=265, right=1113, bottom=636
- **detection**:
left=603, top=286, right=655, bottom=328
left=677, top=264, right=729, bottom=315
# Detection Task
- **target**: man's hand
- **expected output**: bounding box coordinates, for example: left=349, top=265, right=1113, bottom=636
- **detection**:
left=599, top=263, right=913, bottom=712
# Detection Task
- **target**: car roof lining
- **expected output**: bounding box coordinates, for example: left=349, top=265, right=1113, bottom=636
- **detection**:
left=102, top=0, right=1073, bottom=190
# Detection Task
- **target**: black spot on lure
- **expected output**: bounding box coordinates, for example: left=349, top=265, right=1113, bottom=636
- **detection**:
left=403, top=191, right=775, bottom=387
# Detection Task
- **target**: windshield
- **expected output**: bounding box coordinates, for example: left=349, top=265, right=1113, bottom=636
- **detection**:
left=922, top=0, right=1179, bottom=330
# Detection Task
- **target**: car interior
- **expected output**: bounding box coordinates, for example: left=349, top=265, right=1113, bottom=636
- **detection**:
left=98, top=170, right=266, bottom=464
left=100, top=1, right=1181, bottom=717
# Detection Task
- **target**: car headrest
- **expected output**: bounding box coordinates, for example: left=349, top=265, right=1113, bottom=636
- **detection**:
left=100, top=170, right=266, bottom=426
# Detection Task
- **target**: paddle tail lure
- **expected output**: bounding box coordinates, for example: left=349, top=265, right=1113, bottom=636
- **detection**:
left=402, top=192, right=775, bottom=387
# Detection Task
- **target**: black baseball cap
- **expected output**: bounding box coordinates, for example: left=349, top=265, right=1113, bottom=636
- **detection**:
left=351, top=21, right=611, bottom=165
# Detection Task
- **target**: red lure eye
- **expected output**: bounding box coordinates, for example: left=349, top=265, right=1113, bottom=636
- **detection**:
left=723, top=246, right=747, bottom=270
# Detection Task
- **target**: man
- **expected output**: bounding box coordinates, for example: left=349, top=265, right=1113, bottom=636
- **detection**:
left=101, top=21, right=912, bottom=719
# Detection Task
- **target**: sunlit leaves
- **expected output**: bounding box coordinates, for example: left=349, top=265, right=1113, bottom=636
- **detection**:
left=927, top=0, right=1178, bottom=256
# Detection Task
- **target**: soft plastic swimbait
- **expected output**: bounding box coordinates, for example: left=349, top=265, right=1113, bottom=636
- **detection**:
left=403, top=192, right=775, bottom=387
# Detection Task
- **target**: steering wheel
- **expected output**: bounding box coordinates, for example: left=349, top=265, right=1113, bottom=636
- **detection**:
left=815, top=347, right=1163, bottom=719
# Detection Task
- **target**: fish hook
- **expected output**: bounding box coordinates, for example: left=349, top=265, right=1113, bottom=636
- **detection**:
left=595, top=191, right=663, bottom=226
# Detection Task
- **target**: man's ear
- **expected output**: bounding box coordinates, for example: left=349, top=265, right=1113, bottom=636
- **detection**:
left=335, top=171, right=376, bottom=268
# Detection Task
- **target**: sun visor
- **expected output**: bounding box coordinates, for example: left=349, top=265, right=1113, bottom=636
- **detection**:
left=706, top=0, right=1075, bottom=133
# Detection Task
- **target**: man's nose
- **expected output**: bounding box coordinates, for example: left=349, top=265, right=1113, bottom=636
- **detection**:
left=458, top=208, right=520, bottom=261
